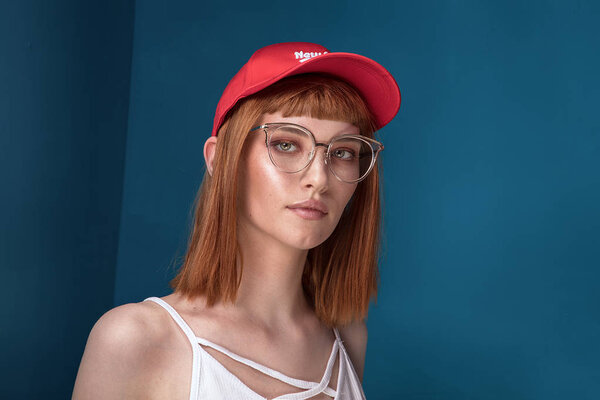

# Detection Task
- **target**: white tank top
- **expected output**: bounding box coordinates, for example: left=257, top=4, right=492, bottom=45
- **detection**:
left=144, top=297, right=367, bottom=399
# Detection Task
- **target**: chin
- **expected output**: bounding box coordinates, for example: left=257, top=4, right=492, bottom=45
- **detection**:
left=289, top=232, right=333, bottom=250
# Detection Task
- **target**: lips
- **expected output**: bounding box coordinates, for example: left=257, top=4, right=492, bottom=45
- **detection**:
left=287, top=199, right=329, bottom=214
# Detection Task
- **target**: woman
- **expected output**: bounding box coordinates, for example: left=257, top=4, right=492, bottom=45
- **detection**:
left=72, top=42, right=401, bottom=400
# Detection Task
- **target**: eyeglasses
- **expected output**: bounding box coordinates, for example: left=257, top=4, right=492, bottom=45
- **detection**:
left=249, top=122, right=384, bottom=183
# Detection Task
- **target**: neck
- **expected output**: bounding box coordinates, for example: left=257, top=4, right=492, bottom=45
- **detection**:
left=227, top=223, right=312, bottom=331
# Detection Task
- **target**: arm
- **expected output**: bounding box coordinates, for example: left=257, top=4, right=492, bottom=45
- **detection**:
left=339, top=319, right=368, bottom=383
left=71, top=304, right=153, bottom=399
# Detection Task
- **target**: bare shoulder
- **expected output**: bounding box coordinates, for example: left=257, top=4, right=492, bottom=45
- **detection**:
left=338, top=319, right=368, bottom=382
left=72, top=301, right=172, bottom=399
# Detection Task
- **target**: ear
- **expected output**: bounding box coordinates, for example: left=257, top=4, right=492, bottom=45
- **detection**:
left=203, top=136, right=218, bottom=176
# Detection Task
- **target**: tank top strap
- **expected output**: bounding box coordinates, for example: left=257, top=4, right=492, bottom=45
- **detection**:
left=143, top=297, right=200, bottom=400
left=144, top=297, right=197, bottom=341
left=271, top=333, right=339, bottom=400
left=333, top=327, right=342, bottom=342
left=144, top=296, right=340, bottom=399
left=196, top=335, right=338, bottom=397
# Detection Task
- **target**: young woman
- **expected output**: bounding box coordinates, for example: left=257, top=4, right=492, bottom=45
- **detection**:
left=72, top=42, right=401, bottom=400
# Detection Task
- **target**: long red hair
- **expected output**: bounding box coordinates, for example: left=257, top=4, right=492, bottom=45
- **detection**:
left=170, top=73, right=382, bottom=327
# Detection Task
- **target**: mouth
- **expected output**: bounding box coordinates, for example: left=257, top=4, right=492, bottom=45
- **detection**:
left=286, top=206, right=327, bottom=220
left=287, top=198, right=329, bottom=220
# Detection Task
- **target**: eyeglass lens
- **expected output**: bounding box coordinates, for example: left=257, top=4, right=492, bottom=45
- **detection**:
left=267, top=125, right=374, bottom=182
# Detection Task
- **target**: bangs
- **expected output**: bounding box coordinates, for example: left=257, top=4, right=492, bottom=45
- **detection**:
left=250, top=73, right=377, bottom=137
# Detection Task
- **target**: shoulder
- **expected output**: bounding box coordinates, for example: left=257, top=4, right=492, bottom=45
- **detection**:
left=86, top=300, right=170, bottom=357
left=338, top=319, right=368, bottom=382
left=72, top=300, right=172, bottom=399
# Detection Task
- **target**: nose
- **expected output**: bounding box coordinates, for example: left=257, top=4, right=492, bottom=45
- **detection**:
left=300, top=144, right=330, bottom=192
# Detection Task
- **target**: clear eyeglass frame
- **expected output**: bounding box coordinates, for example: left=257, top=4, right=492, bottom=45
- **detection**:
left=249, top=122, right=384, bottom=183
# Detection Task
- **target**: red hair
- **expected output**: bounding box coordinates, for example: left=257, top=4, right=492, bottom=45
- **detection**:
left=170, top=74, right=382, bottom=327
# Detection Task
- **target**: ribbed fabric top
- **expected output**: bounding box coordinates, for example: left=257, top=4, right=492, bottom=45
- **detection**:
left=144, top=297, right=367, bottom=399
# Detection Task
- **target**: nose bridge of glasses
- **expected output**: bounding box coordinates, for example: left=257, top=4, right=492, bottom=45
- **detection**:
left=312, top=142, right=330, bottom=165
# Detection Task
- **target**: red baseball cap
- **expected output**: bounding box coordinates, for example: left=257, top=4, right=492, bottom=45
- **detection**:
left=211, top=42, right=401, bottom=136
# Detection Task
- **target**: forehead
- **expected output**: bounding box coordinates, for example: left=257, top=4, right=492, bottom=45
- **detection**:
left=260, top=112, right=359, bottom=141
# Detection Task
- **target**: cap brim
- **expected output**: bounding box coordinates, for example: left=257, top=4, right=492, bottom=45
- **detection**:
left=240, top=52, right=401, bottom=130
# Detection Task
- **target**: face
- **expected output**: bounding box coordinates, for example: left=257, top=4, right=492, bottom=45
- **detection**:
left=237, top=112, right=359, bottom=251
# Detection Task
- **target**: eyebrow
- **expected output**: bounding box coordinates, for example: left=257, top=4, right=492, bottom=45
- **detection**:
left=256, top=122, right=361, bottom=138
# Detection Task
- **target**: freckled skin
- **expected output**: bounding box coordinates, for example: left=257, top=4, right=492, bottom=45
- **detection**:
left=237, top=112, right=358, bottom=252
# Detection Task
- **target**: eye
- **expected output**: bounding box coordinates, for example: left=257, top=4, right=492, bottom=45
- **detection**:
left=270, top=140, right=298, bottom=153
left=331, top=148, right=356, bottom=160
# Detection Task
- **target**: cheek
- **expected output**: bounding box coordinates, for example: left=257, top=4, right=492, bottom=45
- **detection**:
left=238, top=147, right=287, bottom=216
left=335, top=183, right=357, bottom=211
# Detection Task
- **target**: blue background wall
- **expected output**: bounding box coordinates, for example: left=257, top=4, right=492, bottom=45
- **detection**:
left=1, top=0, right=598, bottom=399
left=1, top=0, right=135, bottom=398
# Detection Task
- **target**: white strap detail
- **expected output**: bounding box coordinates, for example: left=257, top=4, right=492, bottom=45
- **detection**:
left=144, top=296, right=339, bottom=399
left=197, top=337, right=338, bottom=397
left=143, top=297, right=200, bottom=400
left=333, top=327, right=342, bottom=342
left=336, top=336, right=367, bottom=399
left=271, top=335, right=339, bottom=400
